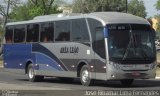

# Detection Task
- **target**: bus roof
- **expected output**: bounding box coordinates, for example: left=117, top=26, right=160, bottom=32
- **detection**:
left=6, top=12, right=149, bottom=26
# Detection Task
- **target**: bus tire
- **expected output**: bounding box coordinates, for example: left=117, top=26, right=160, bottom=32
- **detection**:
left=27, top=64, right=44, bottom=82
left=120, top=79, right=134, bottom=87
left=80, top=65, right=94, bottom=86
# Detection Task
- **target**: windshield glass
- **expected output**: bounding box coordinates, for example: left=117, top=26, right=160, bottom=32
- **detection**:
left=108, top=24, right=156, bottom=64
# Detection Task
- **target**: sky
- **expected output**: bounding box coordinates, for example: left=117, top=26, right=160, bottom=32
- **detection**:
left=143, top=0, right=159, bottom=18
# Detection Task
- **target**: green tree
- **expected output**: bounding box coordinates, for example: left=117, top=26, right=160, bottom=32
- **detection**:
left=155, top=0, right=160, bottom=10
left=72, top=0, right=146, bottom=18
left=128, top=0, right=147, bottom=18
left=0, top=0, right=21, bottom=17
left=9, top=0, right=62, bottom=21
left=0, top=0, right=21, bottom=38
left=155, top=0, right=160, bottom=33
left=72, top=0, right=126, bottom=13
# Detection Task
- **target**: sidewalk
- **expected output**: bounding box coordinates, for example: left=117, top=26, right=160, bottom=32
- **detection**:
left=156, top=67, right=160, bottom=79
left=0, top=60, right=3, bottom=67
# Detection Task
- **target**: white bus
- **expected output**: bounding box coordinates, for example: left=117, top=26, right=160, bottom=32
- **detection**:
left=4, top=12, right=156, bottom=86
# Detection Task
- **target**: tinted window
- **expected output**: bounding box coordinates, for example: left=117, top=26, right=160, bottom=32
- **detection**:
left=5, top=26, right=13, bottom=43
left=71, top=19, right=89, bottom=41
left=87, top=18, right=102, bottom=41
left=94, top=27, right=105, bottom=59
left=55, top=21, right=70, bottom=41
left=14, top=25, right=25, bottom=43
left=40, top=22, right=54, bottom=42
left=27, top=24, right=39, bottom=42
left=108, top=24, right=155, bottom=64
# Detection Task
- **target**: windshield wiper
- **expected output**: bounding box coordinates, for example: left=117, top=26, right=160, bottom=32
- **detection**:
left=140, top=47, right=149, bottom=60
left=122, top=30, right=134, bottom=62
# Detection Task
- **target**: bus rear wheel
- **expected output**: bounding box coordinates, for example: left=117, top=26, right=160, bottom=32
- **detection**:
left=27, top=64, right=44, bottom=82
left=120, top=79, right=134, bottom=87
left=80, top=65, right=94, bottom=86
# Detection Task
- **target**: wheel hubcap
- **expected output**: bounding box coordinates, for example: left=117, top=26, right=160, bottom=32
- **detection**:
left=29, top=68, right=34, bottom=79
left=82, top=70, right=89, bottom=83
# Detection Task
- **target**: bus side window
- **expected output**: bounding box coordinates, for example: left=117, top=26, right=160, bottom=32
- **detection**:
left=14, top=25, right=25, bottom=43
left=71, top=19, right=89, bottom=42
left=5, top=26, right=13, bottom=43
left=27, top=24, right=39, bottom=42
left=40, top=22, right=54, bottom=42
left=55, top=21, right=70, bottom=41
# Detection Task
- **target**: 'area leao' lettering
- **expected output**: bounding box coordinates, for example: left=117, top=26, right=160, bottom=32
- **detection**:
left=60, top=47, right=79, bottom=53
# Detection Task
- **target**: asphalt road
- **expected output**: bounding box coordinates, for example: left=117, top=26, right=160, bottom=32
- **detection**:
left=0, top=68, right=160, bottom=96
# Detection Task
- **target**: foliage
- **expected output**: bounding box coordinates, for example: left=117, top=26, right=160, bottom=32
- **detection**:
left=128, top=0, right=147, bottom=18
left=72, top=0, right=126, bottom=13
left=155, top=16, right=160, bottom=32
left=72, top=0, right=147, bottom=18
left=154, top=0, right=160, bottom=37
left=9, top=0, right=62, bottom=21
left=155, top=0, right=160, bottom=10
left=0, top=0, right=21, bottom=17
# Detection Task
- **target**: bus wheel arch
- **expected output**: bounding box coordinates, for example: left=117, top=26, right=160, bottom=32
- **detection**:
left=26, top=62, right=44, bottom=82
left=77, top=61, right=94, bottom=86
left=77, top=61, right=87, bottom=77
left=25, top=61, right=32, bottom=74
left=80, top=65, right=94, bottom=86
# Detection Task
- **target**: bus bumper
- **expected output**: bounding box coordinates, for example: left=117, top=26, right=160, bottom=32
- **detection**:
left=106, top=64, right=156, bottom=80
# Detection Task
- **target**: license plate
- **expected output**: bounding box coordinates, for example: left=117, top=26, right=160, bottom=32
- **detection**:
left=132, top=71, right=140, bottom=76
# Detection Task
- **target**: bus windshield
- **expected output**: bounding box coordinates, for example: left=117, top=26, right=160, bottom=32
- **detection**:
left=107, top=24, right=156, bottom=64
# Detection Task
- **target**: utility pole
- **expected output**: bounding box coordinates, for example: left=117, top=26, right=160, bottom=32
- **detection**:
left=126, top=0, right=128, bottom=13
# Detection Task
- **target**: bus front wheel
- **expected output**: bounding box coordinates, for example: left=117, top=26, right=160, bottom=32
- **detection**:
left=27, top=64, right=44, bottom=82
left=80, top=65, right=94, bottom=86
left=120, top=79, right=134, bottom=87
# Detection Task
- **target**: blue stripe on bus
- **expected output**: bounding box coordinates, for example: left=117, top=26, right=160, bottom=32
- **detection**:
left=104, top=27, right=108, bottom=38
left=34, top=52, right=63, bottom=71
left=3, top=44, right=67, bottom=71
left=32, top=43, right=68, bottom=71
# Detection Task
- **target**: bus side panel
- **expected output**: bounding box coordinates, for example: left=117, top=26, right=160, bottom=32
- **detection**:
left=3, top=44, right=32, bottom=69
left=33, top=51, right=65, bottom=71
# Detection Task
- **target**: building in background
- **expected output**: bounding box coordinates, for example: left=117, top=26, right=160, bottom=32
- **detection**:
left=151, top=18, right=159, bottom=31
left=58, top=5, right=72, bottom=13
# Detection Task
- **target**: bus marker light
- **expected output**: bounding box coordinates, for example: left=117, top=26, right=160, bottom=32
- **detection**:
left=4, top=63, right=7, bottom=65
left=58, top=65, right=61, bottom=67
left=90, top=66, right=94, bottom=68
left=71, top=65, right=75, bottom=68
left=111, top=75, right=115, bottom=78
left=87, top=50, right=90, bottom=55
